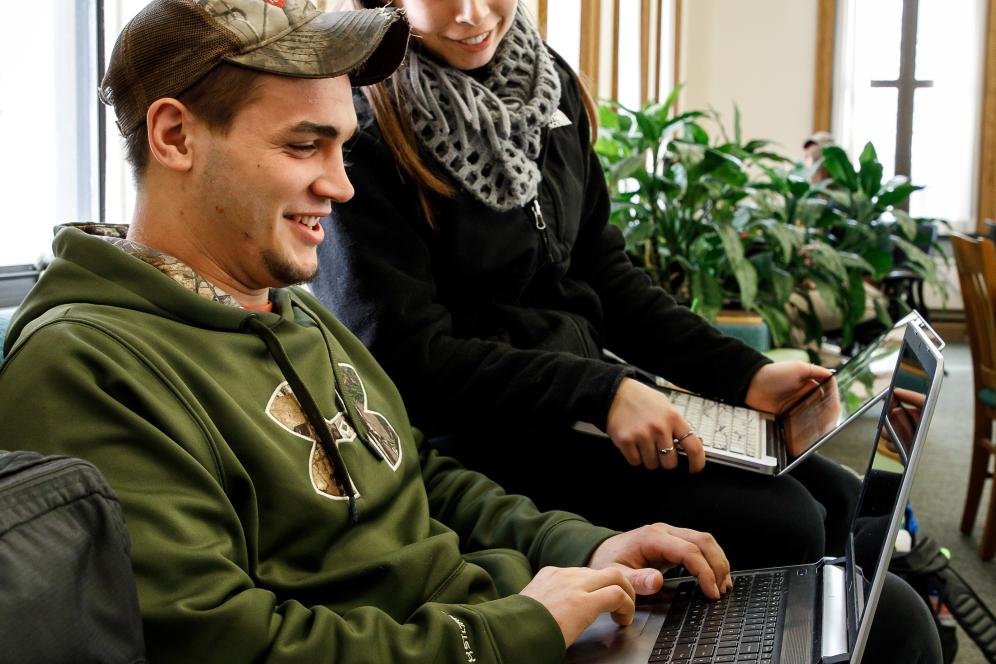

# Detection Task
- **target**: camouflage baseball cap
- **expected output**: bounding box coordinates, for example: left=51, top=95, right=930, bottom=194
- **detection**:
left=101, top=0, right=409, bottom=135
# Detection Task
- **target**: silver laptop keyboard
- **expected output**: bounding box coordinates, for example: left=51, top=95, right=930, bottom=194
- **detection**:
left=667, top=393, right=764, bottom=459
left=650, top=572, right=787, bottom=663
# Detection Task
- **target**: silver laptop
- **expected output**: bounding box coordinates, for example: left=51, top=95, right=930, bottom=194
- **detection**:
left=565, top=322, right=944, bottom=664
left=577, top=312, right=943, bottom=475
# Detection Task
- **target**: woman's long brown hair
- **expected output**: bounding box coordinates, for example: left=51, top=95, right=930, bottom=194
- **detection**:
left=356, top=0, right=598, bottom=228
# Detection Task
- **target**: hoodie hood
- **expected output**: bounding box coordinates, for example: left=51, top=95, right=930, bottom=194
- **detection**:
left=6, top=225, right=281, bottom=355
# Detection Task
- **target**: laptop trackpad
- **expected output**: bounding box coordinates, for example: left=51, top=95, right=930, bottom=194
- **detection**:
left=565, top=604, right=667, bottom=663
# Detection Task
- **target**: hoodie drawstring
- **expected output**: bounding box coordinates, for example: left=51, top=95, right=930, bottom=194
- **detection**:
left=243, top=315, right=360, bottom=522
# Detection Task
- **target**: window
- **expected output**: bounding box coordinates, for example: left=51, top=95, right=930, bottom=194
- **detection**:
left=0, top=1, right=100, bottom=266
left=540, top=0, right=675, bottom=109
left=833, top=0, right=985, bottom=231
left=0, top=0, right=149, bottom=269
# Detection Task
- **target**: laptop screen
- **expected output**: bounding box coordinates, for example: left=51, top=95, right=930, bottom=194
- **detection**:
left=845, top=324, right=942, bottom=657
left=779, top=314, right=935, bottom=460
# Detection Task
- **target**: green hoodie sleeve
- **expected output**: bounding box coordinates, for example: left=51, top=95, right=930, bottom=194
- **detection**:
left=0, top=319, right=567, bottom=664
left=418, top=432, right=618, bottom=570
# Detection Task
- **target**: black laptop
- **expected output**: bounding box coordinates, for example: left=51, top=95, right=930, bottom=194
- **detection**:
left=565, top=321, right=944, bottom=664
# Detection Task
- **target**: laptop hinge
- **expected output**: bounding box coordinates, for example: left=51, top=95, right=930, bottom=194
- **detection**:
left=820, top=563, right=848, bottom=662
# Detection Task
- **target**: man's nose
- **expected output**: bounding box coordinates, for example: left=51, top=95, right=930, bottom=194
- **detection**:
left=313, top=159, right=354, bottom=204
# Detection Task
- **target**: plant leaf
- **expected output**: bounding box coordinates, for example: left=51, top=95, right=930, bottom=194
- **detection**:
left=873, top=297, right=892, bottom=327
left=821, top=146, right=858, bottom=191
left=805, top=243, right=848, bottom=282
left=717, top=222, right=758, bottom=309
left=876, top=183, right=921, bottom=209
left=597, top=104, right=621, bottom=130
left=684, top=122, right=710, bottom=145
left=756, top=304, right=792, bottom=348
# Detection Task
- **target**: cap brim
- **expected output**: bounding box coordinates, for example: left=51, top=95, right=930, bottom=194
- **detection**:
left=225, top=7, right=408, bottom=86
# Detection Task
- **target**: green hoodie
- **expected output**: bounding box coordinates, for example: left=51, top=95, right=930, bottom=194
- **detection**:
left=0, top=226, right=616, bottom=663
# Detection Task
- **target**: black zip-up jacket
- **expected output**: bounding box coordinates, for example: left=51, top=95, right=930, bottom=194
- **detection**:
left=313, top=52, right=770, bottom=436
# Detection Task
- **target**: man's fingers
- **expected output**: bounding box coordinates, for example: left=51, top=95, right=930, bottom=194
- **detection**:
left=664, top=527, right=731, bottom=591
left=585, top=566, right=637, bottom=599
left=679, top=544, right=721, bottom=599
left=587, top=567, right=637, bottom=625
left=619, top=566, right=665, bottom=595
left=590, top=585, right=636, bottom=626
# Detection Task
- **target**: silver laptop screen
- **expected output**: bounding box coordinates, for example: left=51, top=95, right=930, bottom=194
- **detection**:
left=779, top=322, right=909, bottom=460
left=848, top=328, right=938, bottom=646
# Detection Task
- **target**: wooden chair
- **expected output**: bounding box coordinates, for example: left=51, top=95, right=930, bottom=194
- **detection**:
left=951, top=233, right=996, bottom=560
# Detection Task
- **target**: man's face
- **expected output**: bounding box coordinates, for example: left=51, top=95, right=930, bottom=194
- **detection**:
left=189, top=74, right=356, bottom=290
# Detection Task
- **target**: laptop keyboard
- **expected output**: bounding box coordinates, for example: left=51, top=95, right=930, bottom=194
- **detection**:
left=649, top=572, right=787, bottom=663
left=667, top=392, right=763, bottom=459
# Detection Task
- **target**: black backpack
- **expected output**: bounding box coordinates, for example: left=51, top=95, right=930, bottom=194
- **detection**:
left=0, top=451, right=146, bottom=663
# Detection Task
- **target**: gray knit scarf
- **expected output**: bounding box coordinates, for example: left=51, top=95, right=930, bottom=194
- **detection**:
left=402, top=11, right=561, bottom=211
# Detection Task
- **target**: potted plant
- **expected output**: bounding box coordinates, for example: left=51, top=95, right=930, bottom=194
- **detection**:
left=595, top=94, right=946, bottom=350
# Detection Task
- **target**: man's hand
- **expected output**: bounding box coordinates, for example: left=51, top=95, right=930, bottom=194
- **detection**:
left=519, top=566, right=637, bottom=647
left=588, top=524, right=733, bottom=601
left=605, top=378, right=706, bottom=472
left=744, top=362, right=833, bottom=414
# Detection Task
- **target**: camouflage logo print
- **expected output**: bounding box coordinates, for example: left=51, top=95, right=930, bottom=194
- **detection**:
left=265, top=363, right=402, bottom=501
left=266, top=382, right=355, bottom=499
left=196, top=0, right=319, bottom=45
left=335, top=363, right=402, bottom=469
left=102, top=237, right=240, bottom=307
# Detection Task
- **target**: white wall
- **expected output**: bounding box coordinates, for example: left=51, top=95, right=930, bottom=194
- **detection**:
left=681, top=0, right=818, bottom=157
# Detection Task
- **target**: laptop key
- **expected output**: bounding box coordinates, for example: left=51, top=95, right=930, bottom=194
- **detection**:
left=693, top=644, right=715, bottom=659
left=671, top=644, right=694, bottom=660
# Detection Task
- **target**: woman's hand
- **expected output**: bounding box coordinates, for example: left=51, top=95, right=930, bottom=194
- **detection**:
left=605, top=378, right=706, bottom=472
left=744, top=362, right=833, bottom=414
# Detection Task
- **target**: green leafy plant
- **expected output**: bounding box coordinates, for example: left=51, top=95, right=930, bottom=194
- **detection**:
left=595, top=94, right=946, bottom=349
left=819, top=143, right=947, bottom=291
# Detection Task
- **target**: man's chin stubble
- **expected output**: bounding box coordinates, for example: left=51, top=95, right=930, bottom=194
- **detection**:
left=262, top=253, right=319, bottom=288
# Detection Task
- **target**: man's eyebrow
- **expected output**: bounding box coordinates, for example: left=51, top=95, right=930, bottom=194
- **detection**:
left=287, top=121, right=341, bottom=138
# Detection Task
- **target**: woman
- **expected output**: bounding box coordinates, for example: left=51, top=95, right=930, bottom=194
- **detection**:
left=313, top=0, right=858, bottom=571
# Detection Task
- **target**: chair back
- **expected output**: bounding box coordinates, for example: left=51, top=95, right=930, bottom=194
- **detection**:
left=952, top=233, right=996, bottom=397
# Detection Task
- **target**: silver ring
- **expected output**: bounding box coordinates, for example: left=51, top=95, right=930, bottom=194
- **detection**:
left=674, top=429, right=695, bottom=443
left=658, top=446, right=675, bottom=456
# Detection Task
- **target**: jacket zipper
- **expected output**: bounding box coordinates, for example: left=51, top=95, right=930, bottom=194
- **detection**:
left=531, top=125, right=556, bottom=265
left=531, top=198, right=555, bottom=264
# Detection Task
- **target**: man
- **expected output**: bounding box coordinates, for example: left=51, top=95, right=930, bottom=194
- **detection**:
left=0, top=1, right=731, bottom=661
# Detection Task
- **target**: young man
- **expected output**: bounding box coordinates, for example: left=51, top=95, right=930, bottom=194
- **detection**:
left=0, top=1, right=731, bottom=661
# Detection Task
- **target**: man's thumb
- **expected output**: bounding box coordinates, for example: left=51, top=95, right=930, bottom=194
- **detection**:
left=622, top=568, right=664, bottom=595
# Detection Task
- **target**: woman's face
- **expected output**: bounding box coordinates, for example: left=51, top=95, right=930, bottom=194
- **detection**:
left=394, top=0, right=518, bottom=70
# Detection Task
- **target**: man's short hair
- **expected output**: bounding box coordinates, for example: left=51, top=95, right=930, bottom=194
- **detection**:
left=123, top=63, right=262, bottom=180
left=102, top=0, right=410, bottom=180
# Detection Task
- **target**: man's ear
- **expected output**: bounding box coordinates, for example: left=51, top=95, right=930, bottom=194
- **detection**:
left=146, top=98, right=198, bottom=173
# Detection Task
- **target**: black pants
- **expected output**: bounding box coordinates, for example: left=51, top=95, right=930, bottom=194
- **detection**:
left=434, top=427, right=861, bottom=570
left=865, top=572, right=942, bottom=663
